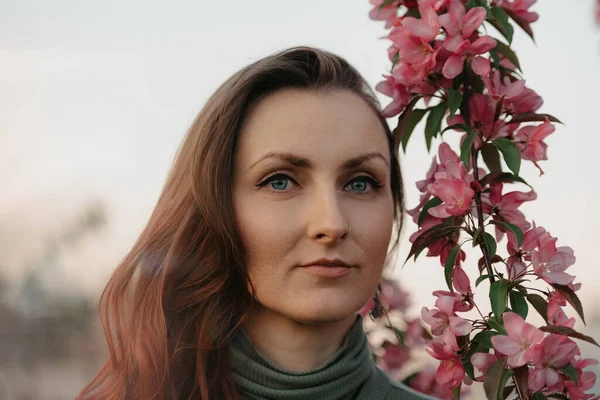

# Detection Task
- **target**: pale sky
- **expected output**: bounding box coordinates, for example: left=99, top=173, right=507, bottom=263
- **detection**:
left=1, top=0, right=600, bottom=363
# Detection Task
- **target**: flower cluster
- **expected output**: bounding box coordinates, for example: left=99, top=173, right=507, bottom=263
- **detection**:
left=368, top=0, right=599, bottom=399
left=361, top=277, right=468, bottom=399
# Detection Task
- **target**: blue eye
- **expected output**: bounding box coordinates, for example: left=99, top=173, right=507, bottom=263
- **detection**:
left=270, top=177, right=289, bottom=191
left=345, top=176, right=382, bottom=194
left=257, top=173, right=295, bottom=191
left=257, top=174, right=383, bottom=194
left=349, top=179, right=367, bottom=192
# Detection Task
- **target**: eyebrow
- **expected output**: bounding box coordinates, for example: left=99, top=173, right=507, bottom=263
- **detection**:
left=246, top=151, right=390, bottom=172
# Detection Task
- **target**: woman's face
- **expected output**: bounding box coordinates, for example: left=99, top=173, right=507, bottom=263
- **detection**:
left=232, top=88, right=394, bottom=324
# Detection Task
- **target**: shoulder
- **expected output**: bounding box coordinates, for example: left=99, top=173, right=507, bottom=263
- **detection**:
left=373, top=367, right=440, bottom=400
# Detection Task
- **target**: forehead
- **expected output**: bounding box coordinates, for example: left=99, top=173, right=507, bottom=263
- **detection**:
left=235, top=89, right=389, bottom=167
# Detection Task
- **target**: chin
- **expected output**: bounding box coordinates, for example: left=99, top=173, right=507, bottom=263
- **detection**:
left=286, top=293, right=368, bottom=325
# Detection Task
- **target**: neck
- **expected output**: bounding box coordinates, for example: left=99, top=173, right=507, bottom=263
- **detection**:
left=242, top=306, right=357, bottom=372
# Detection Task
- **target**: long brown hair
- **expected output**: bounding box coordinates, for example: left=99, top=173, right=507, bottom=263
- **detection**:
left=78, top=46, right=405, bottom=400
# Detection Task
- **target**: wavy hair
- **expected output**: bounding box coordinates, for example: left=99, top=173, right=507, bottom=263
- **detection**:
left=78, top=46, right=405, bottom=400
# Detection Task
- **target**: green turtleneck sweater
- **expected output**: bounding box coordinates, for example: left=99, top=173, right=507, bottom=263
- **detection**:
left=228, top=315, right=438, bottom=400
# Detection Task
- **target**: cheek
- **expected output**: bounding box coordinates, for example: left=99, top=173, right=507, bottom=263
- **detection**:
left=353, top=198, right=395, bottom=260
left=234, top=195, right=298, bottom=289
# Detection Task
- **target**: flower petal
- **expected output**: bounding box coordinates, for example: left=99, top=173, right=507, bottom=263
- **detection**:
left=442, top=55, right=464, bottom=79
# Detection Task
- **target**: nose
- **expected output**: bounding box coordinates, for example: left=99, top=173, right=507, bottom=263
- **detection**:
left=305, top=187, right=350, bottom=244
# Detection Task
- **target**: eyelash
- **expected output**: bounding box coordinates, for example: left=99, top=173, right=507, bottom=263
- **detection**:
left=255, top=172, right=385, bottom=195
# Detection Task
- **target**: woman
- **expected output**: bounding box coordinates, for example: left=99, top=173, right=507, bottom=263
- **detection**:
left=78, top=47, right=436, bottom=400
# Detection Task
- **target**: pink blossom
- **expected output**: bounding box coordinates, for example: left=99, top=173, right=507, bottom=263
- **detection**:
left=422, top=295, right=472, bottom=336
left=528, top=334, right=579, bottom=392
left=392, top=48, right=438, bottom=85
left=452, top=265, right=471, bottom=295
left=482, top=182, right=536, bottom=240
left=547, top=291, right=576, bottom=328
left=380, top=279, right=411, bottom=312
left=508, top=87, right=543, bottom=114
left=522, top=222, right=557, bottom=261
left=439, top=0, right=486, bottom=40
left=565, top=358, right=600, bottom=400
left=498, top=0, right=539, bottom=24
left=433, top=289, right=473, bottom=312
left=405, top=318, right=427, bottom=347
left=380, top=343, right=410, bottom=373
left=385, top=2, right=441, bottom=88
left=402, top=2, right=440, bottom=41
left=483, top=70, right=526, bottom=102
left=471, top=352, right=499, bottom=381
left=409, top=367, right=455, bottom=400
left=442, top=35, right=497, bottom=79
left=448, top=94, right=509, bottom=142
left=427, top=174, right=475, bottom=218
left=425, top=334, right=466, bottom=388
left=408, top=159, right=439, bottom=217
left=506, top=232, right=528, bottom=280
left=368, top=0, right=401, bottom=28
left=532, top=245, right=576, bottom=285
left=421, top=0, right=450, bottom=12
left=491, top=312, right=544, bottom=367
left=375, top=74, right=411, bottom=117
left=514, top=119, right=555, bottom=175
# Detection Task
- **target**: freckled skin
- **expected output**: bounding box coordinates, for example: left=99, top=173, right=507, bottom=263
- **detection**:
left=232, top=89, right=395, bottom=326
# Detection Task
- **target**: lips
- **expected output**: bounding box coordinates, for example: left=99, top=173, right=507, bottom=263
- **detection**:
left=300, top=258, right=355, bottom=278
left=300, top=258, right=353, bottom=268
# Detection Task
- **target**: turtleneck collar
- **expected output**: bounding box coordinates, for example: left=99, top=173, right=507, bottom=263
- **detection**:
left=228, top=314, right=385, bottom=400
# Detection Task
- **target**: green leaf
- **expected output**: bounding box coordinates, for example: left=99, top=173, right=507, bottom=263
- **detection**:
left=492, top=138, right=521, bottom=176
left=509, top=290, right=528, bottom=319
left=393, top=96, right=422, bottom=151
left=378, top=0, right=397, bottom=10
left=400, top=108, right=427, bottom=152
left=403, top=7, right=420, bottom=18
left=460, top=132, right=476, bottom=169
left=488, top=8, right=514, bottom=44
left=447, top=88, right=463, bottom=119
left=490, top=279, right=508, bottom=319
left=483, top=358, right=510, bottom=400
left=444, top=245, right=462, bottom=292
left=418, top=196, right=442, bottom=226
left=507, top=279, right=529, bottom=290
left=493, top=95, right=505, bottom=122
left=494, top=40, right=522, bottom=72
left=513, top=365, right=529, bottom=399
left=489, top=220, right=524, bottom=247
left=531, top=393, right=548, bottom=400
left=508, top=112, right=563, bottom=124
left=479, top=171, right=531, bottom=189
left=481, top=142, right=502, bottom=172
left=472, top=330, right=499, bottom=349
left=504, top=8, right=535, bottom=42
left=550, top=284, right=586, bottom=325
left=547, top=393, right=570, bottom=400
left=560, top=363, right=579, bottom=385
left=482, top=232, right=497, bottom=259
left=404, top=224, right=462, bottom=265
left=442, top=123, right=474, bottom=135
left=488, top=316, right=507, bottom=335
left=425, top=103, right=447, bottom=151
left=539, top=325, right=600, bottom=348
left=476, top=274, right=492, bottom=287
left=526, top=294, right=549, bottom=324
left=490, top=48, right=500, bottom=69
left=391, top=52, right=399, bottom=70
